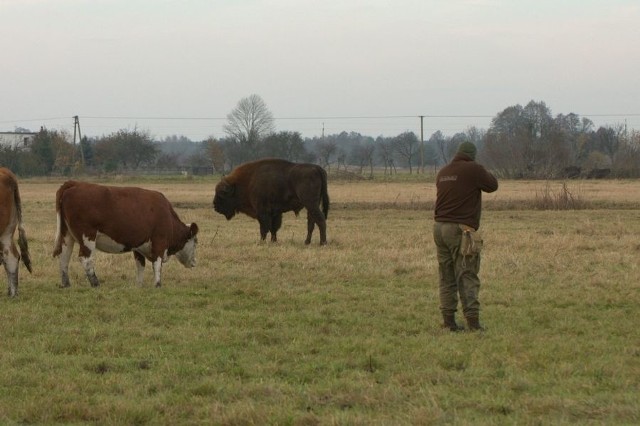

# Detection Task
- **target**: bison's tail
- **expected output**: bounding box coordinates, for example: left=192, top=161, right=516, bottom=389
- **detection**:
left=11, top=180, right=32, bottom=273
left=320, top=167, right=330, bottom=219
left=53, top=181, right=74, bottom=258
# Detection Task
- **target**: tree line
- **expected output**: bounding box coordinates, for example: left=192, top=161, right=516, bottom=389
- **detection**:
left=2, top=97, right=638, bottom=178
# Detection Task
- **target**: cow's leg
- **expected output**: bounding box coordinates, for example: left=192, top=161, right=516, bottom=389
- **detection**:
left=79, top=239, right=100, bottom=287
left=257, top=212, right=271, bottom=242
left=270, top=213, right=282, bottom=242
left=152, top=257, right=163, bottom=288
left=58, top=234, right=75, bottom=288
left=133, top=252, right=145, bottom=286
left=2, top=241, right=20, bottom=297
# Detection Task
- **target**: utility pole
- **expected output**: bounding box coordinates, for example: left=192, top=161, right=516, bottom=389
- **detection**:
left=625, top=118, right=628, bottom=139
left=419, top=115, right=424, bottom=174
left=73, top=115, right=85, bottom=167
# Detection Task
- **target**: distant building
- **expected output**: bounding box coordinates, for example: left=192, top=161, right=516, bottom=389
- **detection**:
left=0, top=132, right=37, bottom=150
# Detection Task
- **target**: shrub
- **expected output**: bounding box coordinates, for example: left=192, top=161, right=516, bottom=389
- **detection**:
left=534, top=181, right=585, bottom=210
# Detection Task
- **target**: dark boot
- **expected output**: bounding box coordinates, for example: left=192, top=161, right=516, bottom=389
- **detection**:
left=442, top=314, right=464, bottom=332
left=465, top=315, right=485, bottom=331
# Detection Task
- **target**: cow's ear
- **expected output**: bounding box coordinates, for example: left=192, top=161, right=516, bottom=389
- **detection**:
left=190, top=223, right=199, bottom=237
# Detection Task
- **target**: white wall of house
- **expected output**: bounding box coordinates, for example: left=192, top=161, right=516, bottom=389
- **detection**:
left=0, top=132, right=37, bottom=149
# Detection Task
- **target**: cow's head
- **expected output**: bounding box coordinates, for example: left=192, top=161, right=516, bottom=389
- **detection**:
left=213, top=179, right=236, bottom=220
left=175, top=223, right=199, bottom=268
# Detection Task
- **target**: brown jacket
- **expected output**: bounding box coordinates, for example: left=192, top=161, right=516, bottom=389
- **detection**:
left=434, top=153, right=498, bottom=230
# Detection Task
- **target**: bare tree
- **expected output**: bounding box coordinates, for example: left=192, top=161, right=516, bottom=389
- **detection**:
left=94, top=129, right=158, bottom=171
left=430, top=130, right=456, bottom=165
left=613, top=130, right=640, bottom=177
left=350, top=141, right=376, bottom=177
left=596, top=124, right=624, bottom=164
left=484, top=101, right=556, bottom=178
left=206, top=137, right=226, bottom=173
left=315, top=140, right=337, bottom=171
left=336, top=148, right=347, bottom=171
left=223, top=94, right=275, bottom=161
left=394, top=131, right=419, bottom=173
left=260, top=131, right=309, bottom=162
left=377, top=136, right=396, bottom=175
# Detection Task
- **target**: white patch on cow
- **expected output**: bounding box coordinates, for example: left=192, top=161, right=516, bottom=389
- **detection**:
left=57, top=232, right=75, bottom=287
left=93, top=232, right=156, bottom=258
left=79, top=237, right=97, bottom=273
left=175, top=234, right=197, bottom=268
left=53, top=212, right=62, bottom=252
left=152, top=257, right=163, bottom=287
left=1, top=225, right=14, bottom=247
left=94, top=232, right=127, bottom=254
left=134, top=241, right=154, bottom=260
left=1, top=231, right=19, bottom=272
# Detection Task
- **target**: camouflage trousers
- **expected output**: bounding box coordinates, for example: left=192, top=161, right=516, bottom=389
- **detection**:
left=432, top=221, right=482, bottom=318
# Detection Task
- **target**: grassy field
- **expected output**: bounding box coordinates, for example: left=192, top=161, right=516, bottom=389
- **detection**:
left=1, top=176, right=639, bottom=424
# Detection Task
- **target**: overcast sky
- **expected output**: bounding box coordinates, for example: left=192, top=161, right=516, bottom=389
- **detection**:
left=1, top=0, right=639, bottom=140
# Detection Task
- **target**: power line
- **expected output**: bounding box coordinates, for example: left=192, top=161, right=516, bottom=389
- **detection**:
left=580, top=114, right=640, bottom=117
left=81, top=115, right=421, bottom=121
left=82, top=116, right=227, bottom=121
left=2, top=113, right=640, bottom=123
left=0, top=117, right=69, bottom=124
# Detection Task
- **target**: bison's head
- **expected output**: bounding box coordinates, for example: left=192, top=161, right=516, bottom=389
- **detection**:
left=213, top=179, right=237, bottom=220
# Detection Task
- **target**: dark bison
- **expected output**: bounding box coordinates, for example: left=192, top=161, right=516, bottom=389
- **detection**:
left=561, top=166, right=582, bottom=179
left=213, top=158, right=329, bottom=245
left=53, top=181, right=199, bottom=288
left=586, top=168, right=611, bottom=179
left=0, top=168, right=32, bottom=297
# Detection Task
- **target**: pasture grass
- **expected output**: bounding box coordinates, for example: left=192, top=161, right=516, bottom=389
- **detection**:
left=1, top=178, right=639, bottom=424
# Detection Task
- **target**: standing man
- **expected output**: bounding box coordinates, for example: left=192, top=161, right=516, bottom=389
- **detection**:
left=433, top=142, right=498, bottom=331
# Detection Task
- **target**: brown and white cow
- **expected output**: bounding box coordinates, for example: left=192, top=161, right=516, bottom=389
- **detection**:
left=53, top=181, right=198, bottom=288
left=0, top=168, right=32, bottom=297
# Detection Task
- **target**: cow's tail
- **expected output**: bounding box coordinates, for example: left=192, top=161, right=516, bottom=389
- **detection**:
left=12, top=180, right=32, bottom=273
left=53, top=181, right=74, bottom=258
left=320, top=167, right=330, bottom=219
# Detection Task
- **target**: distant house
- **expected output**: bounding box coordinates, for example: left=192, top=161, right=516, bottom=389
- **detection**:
left=0, top=132, right=37, bottom=150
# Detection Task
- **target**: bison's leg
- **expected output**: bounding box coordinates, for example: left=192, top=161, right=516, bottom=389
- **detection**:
left=304, top=210, right=315, bottom=245
left=2, top=241, right=20, bottom=297
left=133, top=252, right=146, bottom=286
left=78, top=239, right=100, bottom=287
left=58, top=233, right=75, bottom=288
left=270, top=213, right=283, bottom=242
left=257, top=212, right=271, bottom=242
left=306, top=208, right=327, bottom=245
left=152, top=257, right=163, bottom=288
left=317, top=216, right=327, bottom=245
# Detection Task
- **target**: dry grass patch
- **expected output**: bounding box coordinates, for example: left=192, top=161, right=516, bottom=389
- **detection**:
left=1, top=177, right=639, bottom=424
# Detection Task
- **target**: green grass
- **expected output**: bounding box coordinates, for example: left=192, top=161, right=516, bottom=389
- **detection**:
left=1, top=179, right=639, bottom=424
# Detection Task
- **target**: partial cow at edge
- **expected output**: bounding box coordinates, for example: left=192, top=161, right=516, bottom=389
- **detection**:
left=53, top=181, right=199, bottom=288
left=213, top=158, right=330, bottom=245
left=0, top=168, right=32, bottom=297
